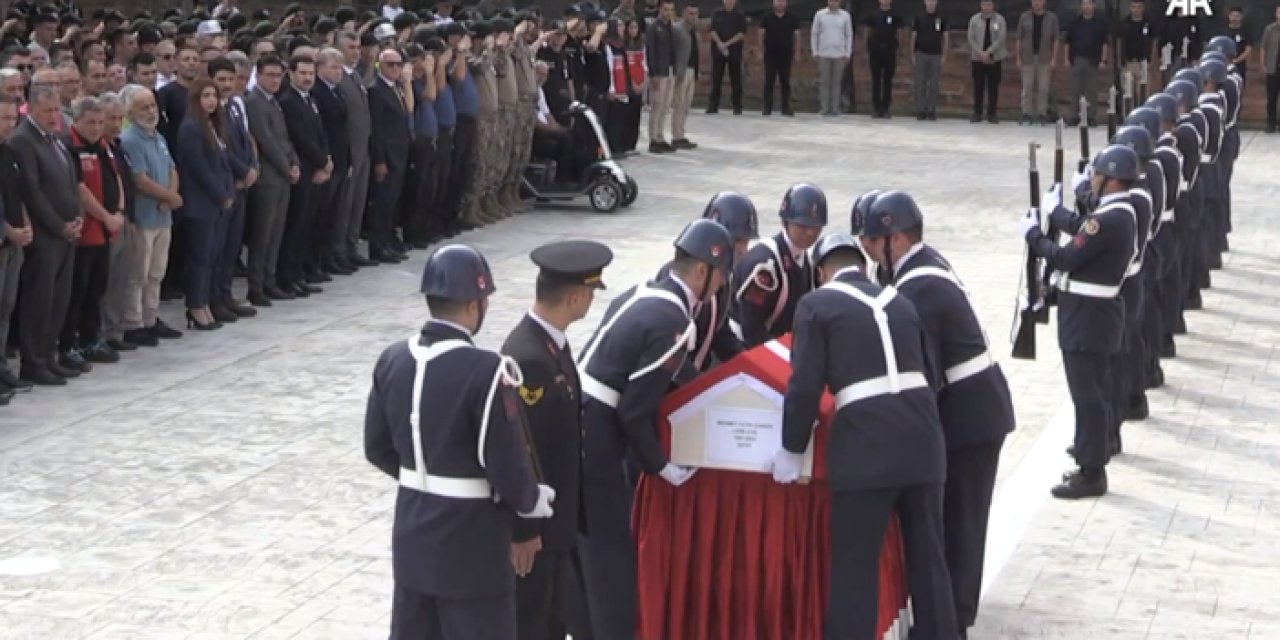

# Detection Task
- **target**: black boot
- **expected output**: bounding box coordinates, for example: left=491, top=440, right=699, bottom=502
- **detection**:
left=1051, top=468, right=1107, bottom=499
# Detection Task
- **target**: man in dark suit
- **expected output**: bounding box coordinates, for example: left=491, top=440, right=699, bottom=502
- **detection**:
left=244, top=55, right=301, bottom=306
left=367, top=48, right=412, bottom=263
left=276, top=54, right=332, bottom=298
left=209, top=57, right=259, bottom=322
left=312, top=47, right=352, bottom=276
left=502, top=240, right=611, bottom=640
left=335, top=32, right=375, bottom=267
left=10, top=85, right=84, bottom=385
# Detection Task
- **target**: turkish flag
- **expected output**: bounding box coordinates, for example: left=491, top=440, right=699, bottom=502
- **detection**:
left=626, top=50, right=646, bottom=87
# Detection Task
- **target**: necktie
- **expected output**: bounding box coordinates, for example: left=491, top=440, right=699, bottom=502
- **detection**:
left=46, top=133, right=69, bottom=171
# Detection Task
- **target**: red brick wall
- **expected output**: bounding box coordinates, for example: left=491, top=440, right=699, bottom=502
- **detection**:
left=691, top=25, right=1270, bottom=124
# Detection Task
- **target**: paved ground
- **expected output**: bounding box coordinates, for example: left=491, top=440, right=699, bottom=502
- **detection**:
left=0, top=113, right=1277, bottom=639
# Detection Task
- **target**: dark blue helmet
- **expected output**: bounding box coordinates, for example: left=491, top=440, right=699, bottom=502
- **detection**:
left=1123, top=107, right=1161, bottom=141
left=812, top=233, right=863, bottom=268
left=1200, top=50, right=1227, bottom=64
left=849, top=189, right=881, bottom=236
left=1144, top=93, right=1178, bottom=124
left=1172, top=67, right=1203, bottom=90
left=702, top=192, right=759, bottom=241
left=778, top=183, right=828, bottom=228
left=1166, top=80, right=1199, bottom=112
left=1092, top=144, right=1142, bottom=182
left=1112, top=125, right=1155, bottom=161
left=860, top=190, right=924, bottom=238
left=420, top=244, right=496, bottom=300
left=1205, top=34, right=1237, bottom=57
left=674, top=219, right=734, bottom=272
left=1199, top=58, right=1228, bottom=86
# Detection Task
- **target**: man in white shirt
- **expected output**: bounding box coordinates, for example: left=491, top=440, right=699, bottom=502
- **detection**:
left=811, top=0, right=853, bottom=115
left=530, top=61, right=573, bottom=186
left=382, top=0, right=405, bottom=21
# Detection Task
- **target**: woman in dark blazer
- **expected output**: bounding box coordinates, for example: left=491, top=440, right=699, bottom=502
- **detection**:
left=174, top=77, right=235, bottom=330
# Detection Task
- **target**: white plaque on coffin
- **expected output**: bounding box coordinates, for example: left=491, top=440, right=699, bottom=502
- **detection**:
left=667, top=373, right=815, bottom=478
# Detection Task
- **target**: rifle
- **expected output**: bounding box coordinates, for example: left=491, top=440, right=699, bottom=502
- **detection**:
left=1122, top=70, right=1134, bottom=115
left=1033, top=121, right=1065, bottom=325
left=1078, top=97, right=1091, bottom=171
left=1013, top=142, right=1042, bottom=361
left=1107, top=84, right=1119, bottom=140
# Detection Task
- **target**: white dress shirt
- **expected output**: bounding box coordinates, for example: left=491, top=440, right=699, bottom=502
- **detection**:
left=527, top=311, right=567, bottom=350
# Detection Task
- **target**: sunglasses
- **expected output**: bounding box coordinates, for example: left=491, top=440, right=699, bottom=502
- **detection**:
left=15, top=64, right=33, bottom=71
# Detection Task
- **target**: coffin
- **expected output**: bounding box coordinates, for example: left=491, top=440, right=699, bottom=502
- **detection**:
left=632, top=336, right=910, bottom=640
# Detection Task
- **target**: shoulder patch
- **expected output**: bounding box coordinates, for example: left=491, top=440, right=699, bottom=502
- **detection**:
left=518, top=385, right=544, bottom=406
left=1083, top=219, right=1100, bottom=236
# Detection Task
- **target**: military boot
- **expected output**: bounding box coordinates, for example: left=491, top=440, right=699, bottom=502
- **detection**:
left=461, top=198, right=486, bottom=229
left=507, top=184, right=529, bottom=213
left=1050, top=468, right=1107, bottom=500
left=477, top=193, right=502, bottom=223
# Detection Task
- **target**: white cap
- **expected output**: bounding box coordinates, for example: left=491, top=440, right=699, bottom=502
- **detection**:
left=373, top=23, right=397, bottom=41
left=196, top=20, right=224, bottom=37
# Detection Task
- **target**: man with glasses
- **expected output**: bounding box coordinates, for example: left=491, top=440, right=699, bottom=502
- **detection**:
left=153, top=40, right=176, bottom=89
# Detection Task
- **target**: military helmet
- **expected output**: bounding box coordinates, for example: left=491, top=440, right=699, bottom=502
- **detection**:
left=1112, top=125, right=1155, bottom=161
left=1092, top=144, right=1142, bottom=182
left=702, top=192, right=760, bottom=241
left=1205, top=34, right=1237, bottom=58
left=1144, top=93, right=1178, bottom=124
left=849, top=189, right=881, bottom=236
left=1122, top=107, right=1161, bottom=141
left=860, top=190, right=924, bottom=238
left=674, top=219, right=735, bottom=272
left=1165, top=80, right=1199, bottom=112
left=778, top=183, right=829, bottom=228
left=812, top=233, right=864, bottom=268
left=1199, top=58, right=1228, bottom=86
left=420, top=244, right=497, bottom=300
left=1172, top=66, right=1203, bottom=90
left=1200, top=49, right=1227, bottom=64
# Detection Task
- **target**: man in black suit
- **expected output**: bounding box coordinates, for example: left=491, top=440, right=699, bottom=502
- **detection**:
left=367, top=48, right=412, bottom=263
left=244, top=55, right=301, bottom=306
left=10, top=86, right=84, bottom=385
left=276, top=54, right=332, bottom=298
left=209, top=57, right=259, bottom=323
left=312, top=47, right=352, bottom=276
left=502, top=240, right=611, bottom=640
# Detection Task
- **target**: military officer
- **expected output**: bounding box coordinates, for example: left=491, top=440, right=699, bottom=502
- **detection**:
left=577, top=219, right=734, bottom=639
left=857, top=191, right=1016, bottom=639
left=770, top=232, right=956, bottom=640
left=502, top=240, right=613, bottom=640
left=731, top=183, right=827, bottom=348
left=657, top=191, right=759, bottom=383
left=1020, top=145, right=1140, bottom=499
left=364, top=244, right=556, bottom=639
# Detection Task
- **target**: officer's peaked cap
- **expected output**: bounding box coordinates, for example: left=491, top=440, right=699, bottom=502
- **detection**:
left=778, top=183, right=828, bottom=228
left=420, top=244, right=497, bottom=300
left=849, top=189, right=882, bottom=236
left=1205, top=34, right=1237, bottom=58
left=861, top=190, right=924, bottom=238
left=702, top=192, right=759, bottom=241
left=1144, top=93, right=1178, bottom=124
left=1112, top=125, right=1155, bottom=161
left=1198, top=58, right=1228, bottom=85
left=812, top=233, right=863, bottom=268
left=674, top=219, right=734, bottom=272
left=1122, top=107, right=1161, bottom=141
left=1165, top=80, right=1198, bottom=111
left=1092, top=145, right=1141, bottom=182
left=530, top=240, right=613, bottom=290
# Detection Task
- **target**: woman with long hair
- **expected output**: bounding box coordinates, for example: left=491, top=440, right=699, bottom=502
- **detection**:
left=173, top=77, right=235, bottom=331
left=604, top=19, right=646, bottom=155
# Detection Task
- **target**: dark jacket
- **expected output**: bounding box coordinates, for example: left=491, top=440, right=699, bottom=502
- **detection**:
left=244, top=86, right=299, bottom=187
left=368, top=76, right=413, bottom=171
left=8, top=117, right=82, bottom=244
left=278, top=86, right=331, bottom=173
left=312, top=79, right=350, bottom=180
left=222, top=97, right=258, bottom=185
left=0, top=143, right=23, bottom=245
left=173, top=117, right=234, bottom=220
left=645, top=19, right=676, bottom=78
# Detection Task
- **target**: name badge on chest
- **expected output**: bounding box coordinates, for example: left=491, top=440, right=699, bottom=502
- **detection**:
left=885, top=15, right=892, bottom=25
left=935, top=18, right=942, bottom=31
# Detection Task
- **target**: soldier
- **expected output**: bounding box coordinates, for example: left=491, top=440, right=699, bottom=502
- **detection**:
left=576, top=219, right=734, bottom=639
left=462, top=21, right=501, bottom=227
left=490, top=18, right=518, bottom=221
left=770, top=232, right=956, bottom=640
left=1189, top=61, right=1225, bottom=300
left=731, top=183, right=827, bottom=348
left=1159, top=80, right=1203, bottom=341
left=856, top=191, right=1015, bottom=639
left=364, top=244, right=556, bottom=639
left=502, top=240, right=612, bottom=640
left=1020, top=144, right=1140, bottom=499
left=1200, top=48, right=1239, bottom=259
left=1122, top=105, right=1172, bottom=393
left=506, top=14, right=542, bottom=213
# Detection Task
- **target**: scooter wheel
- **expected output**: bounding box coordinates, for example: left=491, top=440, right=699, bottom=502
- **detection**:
left=621, top=176, right=639, bottom=207
left=588, top=180, right=622, bottom=213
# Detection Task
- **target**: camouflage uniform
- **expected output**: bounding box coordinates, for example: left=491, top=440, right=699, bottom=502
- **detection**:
left=492, top=45, right=519, bottom=220
left=463, top=49, right=500, bottom=226
left=508, top=37, right=538, bottom=211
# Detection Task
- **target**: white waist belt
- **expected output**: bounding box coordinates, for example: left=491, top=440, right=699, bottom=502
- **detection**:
left=944, top=351, right=993, bottom=386
left=399, top=467, right=493, bottom=499
left=580, top=372, right=621, bottom=409
left=835, top=371, right=928, bottom=409
left=1059, top=278, right=1121, bottom=298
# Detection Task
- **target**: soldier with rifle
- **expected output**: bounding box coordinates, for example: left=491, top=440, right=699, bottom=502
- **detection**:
left=1163, top=75, right=1206, bottom=321
left=1126, top=103, right=1177, bottom=393
left=1140, top=92, right=1184, bottom=371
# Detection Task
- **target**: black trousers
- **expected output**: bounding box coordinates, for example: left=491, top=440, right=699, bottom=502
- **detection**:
left=59, top=243, right=109, bottom=349
left=762, top=50, right=793, bottom=112
left=279, top=178, right=317, bottom=286
left=390, top=584, right=515, bottom=640
left=446, top=115, right=479, bottom=219
left=604, top=97, right=641, bottom=154
left=828, top=484, right=956, bottom=640
left=578, top=469, right=636, bottom=640
left=162, top=212, right=185, bottom=295
left=403, top=137, right=440, bottom=243
left=20, top=239, right=75, bottom=371
left=1267, top=73, right=1279, bottom=126
left=1154, top=224, right=1181, bottom=345
left=943, top=439, right=1004, bottom=631
left=311, top=172, right=343, bottom=270
left=1141, top=252, right=1164, bottom=385
left=432, top=128, right=455, bottom=227
left=368, top=162, right=406, bottom=255
left=1179, top=180, right=1206, bottom=306
left=183, top=213, right=222, bottom=309
left=869, top=48, right=897, bottom=113
left=531, top=128, right=575, bottom=185
left=971, top=61, right=1001, bottom=117
left=516, top=548, right=594, bottom=640
left=1122, top=284, right=1147, bottom=411
left=708, top=49, right=743, bottom=112
left=213, top=192, right=246, bottom=304
left=1063, top=350, right=1113, bottom=471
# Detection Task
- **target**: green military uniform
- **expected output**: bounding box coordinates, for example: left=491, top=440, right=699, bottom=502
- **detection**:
left=493, top=42, right=520, bottom=220
left=508, top=36, right=539, bottom=212
left=463, top=47, right=500, bottom=226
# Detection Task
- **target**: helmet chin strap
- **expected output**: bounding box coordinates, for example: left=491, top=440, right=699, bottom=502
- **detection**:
left=474, top=298, right=488, bottom=336
left=880, top=236, right=895, bottom=283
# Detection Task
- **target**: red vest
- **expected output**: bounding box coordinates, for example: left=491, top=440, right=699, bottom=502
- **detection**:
left=69, top=127, right=123, bottom=247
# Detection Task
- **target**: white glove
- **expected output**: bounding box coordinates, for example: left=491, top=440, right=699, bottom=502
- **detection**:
left=1071, top=165, right=1093, bottom=192
left=658, top=463, right=697, bottom=487
left=1018, top=207, right=1041, bottom=238
left=517, top=483, right=556, bottom=519
left=770, top=450, right=804, bottom=484
left=1042, top=183, right=1063, bottom=213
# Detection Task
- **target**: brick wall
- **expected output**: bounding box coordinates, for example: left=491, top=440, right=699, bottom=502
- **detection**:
left=689, top=25, right=1271, bottom=125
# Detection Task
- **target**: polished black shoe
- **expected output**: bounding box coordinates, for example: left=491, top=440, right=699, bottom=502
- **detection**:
left=210, top=304, right=239, bottom=323
left=0, top=369, right=33, bottom=392
left=987, top=114, right=1000, bottom=124
left=20, top=367, right=65, bottom=386
left=124, top=328, right=160, bottom=347
left=265, top=284, right=295, bottom=300
left=48, top=359, right=81, bottom=379
left=106, top=338, right=137, bottom=352
left=324, top=260, right=355, bottom=275
left=350, top=254, right=377, bottom=268
left=648, top=141, right=674, bottom=154
left=672, top=139, right=698, bottom=150
left=1051, top=468, right=1107, bottom=500
left=299, top=281, right=322, bottom=294
left=288, top=282, right=311, bottom=298
left=306, top=270, right=332, bottom=284
left=1124, top=396, right=1150, bottom=421
left=371, top=249, right=405, bottom=264
left=969, top=113, right=983, bottom=123
left=248, top=290, right=273, bottom=307
left=150, top=319, right=184, bottom=339
left=185, top=310, right=221, bottom=331
left=335, top=256, right=359, bottom=272
left=225, top=299, right=258, bottom=317
left=79, top=340, right=120, bottom=364
left=59, top=349, right=93, bottom=373
left=410, top=240, right=431, bottom=250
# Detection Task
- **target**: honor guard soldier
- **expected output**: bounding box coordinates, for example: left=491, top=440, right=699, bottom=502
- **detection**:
left=577, top=219, right=734, bottom=639
left=1203, top=38, right=1242, bottom=251
left=847, top=189, right=887, bottom=282
left=1164, top=77, right=1206, bottom=321
left=857, top=191, right=1016, bottom=639
left=364, top=244, right=556, bottom=640
left=770, top=232, right=957, bottom=640
left=1137, top=94, right=1182, bottom=374
left=502, top=240, right=613, bottom=640
left=1197, top=56, right=1231, bottom=267
left=1120, top=107, right=1171, bottom=394
left=1020, top=145, right=1140, bottom=499
left=731, top=182, right=827, bottom=348
left=1108, top=125, right=1156, bottom=436
left=657, top=192, right=759, bottom=382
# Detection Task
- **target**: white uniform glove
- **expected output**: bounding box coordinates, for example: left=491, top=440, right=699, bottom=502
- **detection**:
left=517, top=484, right=556, bottom=519
left=659, top=463, right=697, bottom=487
left=1071, top=164, right=1093, bottom=193
left=1018, top=207, right=1042, bottom=238
left=770, top=450, right=804, bottom=484
left=1042, top=183, right=1063, bottom=213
